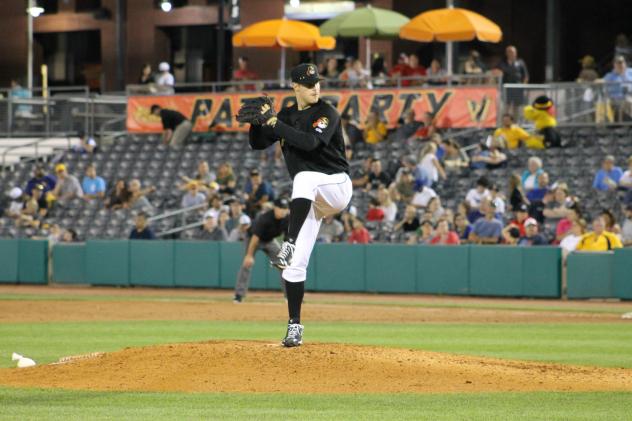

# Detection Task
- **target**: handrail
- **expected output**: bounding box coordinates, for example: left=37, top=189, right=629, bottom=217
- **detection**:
left=156, top=220, right=204, bottom=237
left=1, top=136, right=72, bottom=169
left=147, top=202, right=206, bottom=223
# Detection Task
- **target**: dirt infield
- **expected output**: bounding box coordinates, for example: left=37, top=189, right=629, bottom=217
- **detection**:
left=1, top=340, right=632, bottom=393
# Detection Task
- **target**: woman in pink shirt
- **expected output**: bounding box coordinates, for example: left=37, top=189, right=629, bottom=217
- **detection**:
left=430, top=219, right=461, bottom=245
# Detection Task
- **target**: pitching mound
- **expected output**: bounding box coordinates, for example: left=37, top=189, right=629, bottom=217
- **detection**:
left=2, top=341, right=632, bottom=393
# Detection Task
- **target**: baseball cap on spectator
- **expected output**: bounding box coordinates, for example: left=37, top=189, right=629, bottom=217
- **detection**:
left=224, top=196, right=242, bottom=205
left=513, top=203, right=529, bottom=213
left=614, top=55, right=626, bottom=63
left=250, top=169, right=260, bottom=177
left=9, top=187, right=22, bottom=199
left=524, top=217, right=538, bottom=227
left=273, top=197, right=289, bottom=209
left=55, top=163, right=67, bottom=173
left=533, top=95, right=553, bottom=110
left=239, top=214, right=252, bottom=225
left=158, top=62, right=170, bottom=72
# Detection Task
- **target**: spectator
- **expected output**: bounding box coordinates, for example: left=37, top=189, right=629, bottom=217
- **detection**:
left=203, top=194, right=224, bottom=221
left=105, top=179, right=130, bottom=210
left=181, top=160, right=216, bottom=189
left=577, top=55, right=599, bottom=82
left=454, top=213, right=472, bottom=243
left=321, top=57, right=340, bottom=80
left=441, top=138, right=469, bottom=172
left=197, top=212, right=229, bottom=241
left=619, top=155, right=632, bottom=193
left=464, top=50, right=485, bottom=79
left=366, top=198, right=385, bottom=222
left=417, top=143, right=446, bottom=187
left=593, top=155, right=623, bottom=192
left=393, top=109, right=421, bottom=142
left=233, top=56, right=258, bottom=91
left=507, top=203, right=530, bottom=237
left=526, top=172, right=550, bottom=203
left=4, top=187, right=24, bottom=219
left=389, top=167, right=416, bottom=203
left=29, top=183, right=48, bottom=219
left=430, top=219, right=460, bottom=245
left=508, top=173, right=529, bottom=210
left=560, top=219, right=587, bottom=254
left=244, top=169, right=275, bottom=216
left=471, top=138, right=507, bottom=170
left=365, top=158, right=392, bottom=191
left=343, top=59, right=371, bottom=88
left=395, top=205, right=420, bottom=233
left=389, top=53, right=410, bottom=83
left=348, top=217, right=371, bottom=244
left=575, top=216, right=623, bottom=251
left=61, top=229, right=78, bottom=243
left=156, top=62, right=175, bottom=89
left=502, top=226, right=521, bottom=245
left=521, top=157, right=544, bottom=192
left=490, top=184, right=506, bottom=217
left=216, top=162, right=237, bottom=195
left=414, top=219, right=434, bottom=245
left=150, top=104, right=192, bottom=149
left=465, top=176, right=491, bottom=213
left=341, top=115, right=363, bottom=145
left=621, top=204, right=632, bottom=247
left=427, top=196, right=445, bottom=222
left=72, top=130, right=97, bottom=155
left=81, top=164, right=106, bottom=201
left=25, top=166, right=55, bottom=196
left=497, top=45, right=529, bottom=116
left=51, top=163, right=83, bottom=205
left=377, top=187, right=397, bottom=222
left=411, top=112, right=437, bottom=141
left=181, top=182, right=207, bottom=209
left=426, top=59, right=447, bottom=85
left=9, top=79, right=34, bottom=118
left=493, top=114, right=530, bottom=149
left=363, top=111, right=387, bottom=145
left=139, top=63, right=154, bottom=84
left=543, top=184, right=573, bottom=222
left=17, top=187, right=41, bottom=228
left=555, top=203, right=582, bottom=244
left=411, top=184, right=438, bottom=209
left=523, top=96, right=561, bottom=148
left=127, top=179, right=155, bottom=214
left=225, top=197, right=251, bottom=242
left=317, top=215, right=344, bottom=243
left=403, top=53, right=426, bottom=86
left=129, top=212, right=155, bottom=240
left=601, top=209, right=620, bottom=235
left=517, top=218, right=548, bottom=246
left=469, top=199, right=503, bottom=244
left=603, top=56, right=632, bottom=121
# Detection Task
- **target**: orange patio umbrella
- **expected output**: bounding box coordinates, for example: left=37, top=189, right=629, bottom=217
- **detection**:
left=233, top=19, right=336, bottom=83
left=399, top=7, right=502, bottom=75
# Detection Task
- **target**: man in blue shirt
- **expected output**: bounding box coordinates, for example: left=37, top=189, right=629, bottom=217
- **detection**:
left=604, top=56, right=632, bottom=121
left=244, top=168, right=275, bottom=216
left=469, top=199, right=503, bottom=244
left=81, top=164, right=106, bottom=200
left=593, top=155, right=623, bottom=192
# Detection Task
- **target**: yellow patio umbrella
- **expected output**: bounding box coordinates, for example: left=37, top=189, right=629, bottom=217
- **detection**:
left=233, top=19, right=336, bottom=83
left=399, top=7, right=502, bottom=75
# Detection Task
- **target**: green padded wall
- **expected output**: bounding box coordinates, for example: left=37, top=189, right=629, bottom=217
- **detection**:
left=314, top=244, right=365, bottom=291
left=470, top=246, right=522, bottom=296
left=613, top=249, right=632, bottom=300
left=18, top=239, right=48, bottom=284
left=52, top=244, right=86, bottom=284
left=86, top=240, right=130, bottom=286
left=174, top=241, right=220, bottom=288
left=0, top=239, right=19, bottom=283
left=366, top=244, right=416, bottom=293
left=567, top=252, right=613, bottom=298
left=417, top=245, right=469, bottom=295
left=130, top=240, right=175, bottom=287
left=521, top=247, right=561, bottom=298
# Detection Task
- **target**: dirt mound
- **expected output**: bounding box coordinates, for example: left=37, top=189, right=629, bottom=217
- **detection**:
left=2, top=341, right=632, bottom=393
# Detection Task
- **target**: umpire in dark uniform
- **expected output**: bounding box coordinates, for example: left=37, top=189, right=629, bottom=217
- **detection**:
left=150, top=104, right=192, bottom=148
left=233, top=197, right=290, bottom=303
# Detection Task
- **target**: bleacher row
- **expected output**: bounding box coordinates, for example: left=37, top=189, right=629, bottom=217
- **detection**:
left=1, top=125, right=631, bottom=241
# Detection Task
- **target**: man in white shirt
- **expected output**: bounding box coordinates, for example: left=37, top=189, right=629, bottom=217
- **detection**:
left=411, top=185, right=438, bottom=209
left=465, top=177, right=491, bottom=211
left=156, top=62, right=175, bottom=88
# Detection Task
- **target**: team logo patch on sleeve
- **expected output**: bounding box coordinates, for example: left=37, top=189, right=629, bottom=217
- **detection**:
left=312, top=117, right=329, bottom=133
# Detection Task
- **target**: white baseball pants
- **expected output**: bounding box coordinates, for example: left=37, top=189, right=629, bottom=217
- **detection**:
left=282, top=171, right=352, bottom=283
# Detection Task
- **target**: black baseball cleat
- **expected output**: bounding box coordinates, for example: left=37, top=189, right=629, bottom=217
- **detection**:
left=233, top=294, right=243, bottom=303
left=271, top=241, right=295, bottom=270
left=281, top=323, right=304, bottom=347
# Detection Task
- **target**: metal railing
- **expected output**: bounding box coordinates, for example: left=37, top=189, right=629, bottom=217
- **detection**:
left=0, top=136, right=73, bottom=169
left=147, top=202, right=207, bottom=237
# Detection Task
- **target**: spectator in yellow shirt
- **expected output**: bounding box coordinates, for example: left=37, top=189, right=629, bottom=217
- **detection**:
left=523, top=96, right=561, bottom=148
left=575, top=216, right=623, bottom=251
left=493, top=114, right=530, bottom=149
left=363, top=111, right=387, bottom=145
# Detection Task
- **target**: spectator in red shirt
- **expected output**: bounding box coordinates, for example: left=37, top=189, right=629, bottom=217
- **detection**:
left=390, top=53, right=411, bottom=82
left=507, top=203, right=529, bottom=237
left=430, top=219, right=460, bottom=245
left=403, top=53, right=426, bottom=86
left=366, top=198, right=385, bottom=222
left=348, top=217, right=371, bottom=244
left=412, top=112, right=437, bottom=141
left=233, top=56, right=258, bottom=90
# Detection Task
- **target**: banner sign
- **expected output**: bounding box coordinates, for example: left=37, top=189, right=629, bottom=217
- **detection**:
left=127, top=86, right=498, bottom=133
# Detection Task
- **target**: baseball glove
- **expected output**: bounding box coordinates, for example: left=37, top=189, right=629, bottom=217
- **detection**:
left=236, top=96, right=276, bottom=125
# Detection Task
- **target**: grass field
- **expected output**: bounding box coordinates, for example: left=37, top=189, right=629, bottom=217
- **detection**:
left=1, top=288, right=631, bottom=420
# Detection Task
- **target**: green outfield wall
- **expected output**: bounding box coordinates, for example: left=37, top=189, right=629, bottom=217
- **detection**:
left=3, top=239, right=630, bottom=299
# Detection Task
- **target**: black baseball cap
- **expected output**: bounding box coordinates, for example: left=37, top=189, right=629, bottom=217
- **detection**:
left=273, top=197, right=290, bottom=209
left=513, top=203, right=529, bottom=213
left=250, top=168, right=260, bottom=176
left=291, top=63, right=322, bottom=86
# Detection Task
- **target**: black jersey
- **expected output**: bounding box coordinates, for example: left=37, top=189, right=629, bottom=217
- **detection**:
left=248, top=99, right=349, bottom=179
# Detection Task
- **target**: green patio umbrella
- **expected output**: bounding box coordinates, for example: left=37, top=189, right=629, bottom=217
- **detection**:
left=320, top=5, right=409, bottom=70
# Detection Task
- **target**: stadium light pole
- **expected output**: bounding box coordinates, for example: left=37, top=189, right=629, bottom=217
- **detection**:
left=27, top=0, right=34, bottom=91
